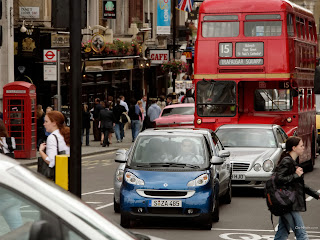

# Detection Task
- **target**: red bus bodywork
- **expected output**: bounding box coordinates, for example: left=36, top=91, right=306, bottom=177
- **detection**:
left=194, top=0, right=317, bottom=168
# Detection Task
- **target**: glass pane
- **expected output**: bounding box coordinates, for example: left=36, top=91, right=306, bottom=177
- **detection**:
left=204, top=15, right=238, bottom=21
left=254, top=89, right=292, bottom=111
left=202, top=22, right=239, bottom=37
left=246, top=14, right=281, bottom=20
left=9, top=100, right=23, bottom=106
left=244, top=21, right=282, bottom=36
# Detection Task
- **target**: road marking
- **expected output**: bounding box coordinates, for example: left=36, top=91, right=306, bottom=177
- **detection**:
left=306, top=190, right=320, bottom=201
left=214, top=228, right=320, bottom=234
left=86, top=202, right=103, bottom=204
left=95, top=202, right=114, bottom=210
left=96, top=192, right=114, bottom=195
left=82, top=188, right=114, bottom=195
left=82, top=151, right=116, bottom=159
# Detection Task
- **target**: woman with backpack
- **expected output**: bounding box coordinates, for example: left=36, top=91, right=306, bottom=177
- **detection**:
left=274, top=136, right=319, bottom=240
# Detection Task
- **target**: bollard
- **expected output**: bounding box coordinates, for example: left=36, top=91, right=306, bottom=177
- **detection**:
left=55, top=155, right=69, bottom=190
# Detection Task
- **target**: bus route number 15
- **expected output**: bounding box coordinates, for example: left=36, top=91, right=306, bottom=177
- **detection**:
left=219, top=43, right=233, bottom=57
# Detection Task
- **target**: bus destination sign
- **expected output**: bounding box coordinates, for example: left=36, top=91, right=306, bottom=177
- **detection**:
left=219, top=58, right=263, bottom=66
left=236, top=42, right=264, bottom=57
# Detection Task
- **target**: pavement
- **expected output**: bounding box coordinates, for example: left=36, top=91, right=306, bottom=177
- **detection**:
left=16, top=128, right=134, bottom=166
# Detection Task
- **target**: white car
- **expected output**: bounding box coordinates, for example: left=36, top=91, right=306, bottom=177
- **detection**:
left=215, top=124, right=287, bottom=188
left=0, top=154, right=162, bottom=240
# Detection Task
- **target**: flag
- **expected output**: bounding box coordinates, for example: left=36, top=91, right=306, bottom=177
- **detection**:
left=176, top=0, right=194, bottom=12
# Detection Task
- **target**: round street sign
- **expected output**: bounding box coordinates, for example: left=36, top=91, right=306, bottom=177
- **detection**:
left=44, top=50, right=57, bottom=62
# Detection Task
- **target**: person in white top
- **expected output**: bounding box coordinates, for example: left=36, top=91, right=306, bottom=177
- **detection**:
left=39, top=111, right=70, bottom=168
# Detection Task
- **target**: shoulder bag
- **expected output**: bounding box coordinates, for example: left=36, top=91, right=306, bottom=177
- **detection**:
left=37, top=134, right=66, bottom=180
left=0, top=137, right=15, bottom=158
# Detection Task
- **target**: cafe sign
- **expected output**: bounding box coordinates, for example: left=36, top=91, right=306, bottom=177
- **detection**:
left=150, top=49, right=169, bottom=64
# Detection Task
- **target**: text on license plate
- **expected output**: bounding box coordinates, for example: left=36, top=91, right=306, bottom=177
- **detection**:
left=231, top=173, right=245, bottom=180
left=149, top=200, right=182, bottom=207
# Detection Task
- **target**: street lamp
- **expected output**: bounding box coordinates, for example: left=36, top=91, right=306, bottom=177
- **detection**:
left=137, top=57, right=151, bottom=95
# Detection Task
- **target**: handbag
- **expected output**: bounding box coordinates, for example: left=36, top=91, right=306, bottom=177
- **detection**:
left=37, top=134, right=66, bottom=180
left=121, top=112, right=131, bottom=124
left=0, top=137, right=15, bottom=158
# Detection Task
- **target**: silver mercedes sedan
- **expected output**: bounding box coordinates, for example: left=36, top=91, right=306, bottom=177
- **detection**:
left=215, top=124, right=287, bottom=188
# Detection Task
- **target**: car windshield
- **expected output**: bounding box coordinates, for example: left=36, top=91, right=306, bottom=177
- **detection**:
left=129, top=135, right=207, bottom=168
left=161, top=107, right=194, bottom=116
left=216, top=128, right=276, bottom=148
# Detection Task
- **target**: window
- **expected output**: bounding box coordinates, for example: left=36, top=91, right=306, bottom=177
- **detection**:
left=161, top=107, right=194, bottom=117
left=202, top=22, right=239, bottom=37
left=307, top=88, right=312, bottom=110
left=244, top=21, right=282, bottom=36
left=287, top=14, right=294, bottom=36
left=0, top=185, right=61, bottom=239
left=298, top=89, right=304, bottom=111
left=300, top=18, right=305, bottom=39
left=296, top=16, right=300, bottom=37
left=254, top=89, right=292, bottom=111
left=197, top=81, right=236, bottom=117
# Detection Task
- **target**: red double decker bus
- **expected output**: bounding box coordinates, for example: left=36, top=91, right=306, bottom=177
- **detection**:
left=194, top=0, right=317, bottom=170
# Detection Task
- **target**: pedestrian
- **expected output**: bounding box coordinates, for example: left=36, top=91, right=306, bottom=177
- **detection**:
left=137, top=100, right=144, bottom=131
left=0, top=119, right=16, bottom=158
left=0, top=111, right=3, bottom=120
left=92, top=98, right=103, bottom=141
left=44, top=106, right=53, bottom=139
left=39, top=111, right=70, bottom=169
left=156, top=95, right=166, bottom=110
left=120, top=95, right=129, bottom=112
left=274, top=136, right=320, bottom=240
left=99, top=100, right=106, bottom=145
left=107, top=101, right=114, bottom=144
left=36, top=105, right=46, bottom=150
left=81, top=104, right=91, bottom=146
left=166, top=96, right=173, bottom=106
left=147, top=99, right=161, bottom=128
left=182, top=88, right=194, bottom=103
left=128, top=98, right=141, bottom=142
left=99, top=102, right=115, bottom=147
left=113, top=98, right=126, bottom=143
left=141, top=95, right=148, bottom=130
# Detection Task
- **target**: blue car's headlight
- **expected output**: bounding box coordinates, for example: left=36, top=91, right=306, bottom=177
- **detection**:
left=187, top=174, right=209, bottom=187
left=124, top=172, right=145, bottom=185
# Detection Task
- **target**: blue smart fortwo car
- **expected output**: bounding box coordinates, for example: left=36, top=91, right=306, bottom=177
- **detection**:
left=117, top=129, right=231, bottom=230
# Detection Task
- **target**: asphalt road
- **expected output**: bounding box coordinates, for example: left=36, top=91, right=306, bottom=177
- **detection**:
left=29, top=152, right=320, bottom=240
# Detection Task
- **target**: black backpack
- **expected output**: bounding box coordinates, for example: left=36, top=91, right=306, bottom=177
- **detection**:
left=265, top=174, right=296, bottom=216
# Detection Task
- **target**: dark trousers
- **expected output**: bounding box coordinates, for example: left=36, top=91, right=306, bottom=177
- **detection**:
left=81, top=128, right=90, bottom=146
left=93, top=119, right=101, bottom=141
left=102, top=128, right=111, bottom=146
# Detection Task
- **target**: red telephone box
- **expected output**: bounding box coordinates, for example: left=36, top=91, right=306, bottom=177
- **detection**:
left=3, top=82, right=37, bottom=159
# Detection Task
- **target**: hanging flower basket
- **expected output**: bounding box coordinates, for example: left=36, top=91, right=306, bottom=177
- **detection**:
left=161, top=59, right=188, bottom=75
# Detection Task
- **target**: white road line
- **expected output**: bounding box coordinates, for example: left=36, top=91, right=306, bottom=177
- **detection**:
left=82, top=188, right=114, bottom=195
left=306, top=190, right=320, bottom=201
left=96, top=192, right=114, bottom=195
left=95, top=203, right=114, bottom=210
left=82, top=151, right=116, bottom=159
left=86, top=202, right=103, bottom=204
left=212, top=228, right=320, bottom=234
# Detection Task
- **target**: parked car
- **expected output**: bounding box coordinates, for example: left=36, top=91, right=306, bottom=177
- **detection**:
left=154, top=103, right=195, bottom=128
left=115, top=128, right=232, bottom=230
left=215, top=124, right=287, bottom=188
left=0, top=154, right=159, bottom=240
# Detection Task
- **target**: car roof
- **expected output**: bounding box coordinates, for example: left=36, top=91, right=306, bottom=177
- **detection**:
left=163, top=103, right=194, bottom=109
left=140, top=128, right=213, bottom=137
left=217, top=124, right=279, bottom=130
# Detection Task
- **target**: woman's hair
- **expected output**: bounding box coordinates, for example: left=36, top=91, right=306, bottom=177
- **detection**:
left=0, top=119, right=9, bottom=138
left=36, top=105, right=44, bottom=119
left=47, top=111, right=70, bottom=146
left=137, top=100, right=142, bottom=106
left=279, top=136, right=302, bottom=164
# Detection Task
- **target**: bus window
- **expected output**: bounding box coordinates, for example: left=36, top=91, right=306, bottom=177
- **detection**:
left=307, top=89, right=312, bottom=110
left=196, top=81, right=236, bottom=116
left=287, top=14, right=294, bottom=36
left=296, top=16, right=300, bottom=37
left=244, top=21, right=282, bottom=37
left=300, top=18, right=305, bottom=39
left=202, top=22, right=239, bottom=37
left=298, top=89, right=304, bottom=111
left=308, top=22, right=313, bottom=40
left=254, top=89, right=292, bottom=111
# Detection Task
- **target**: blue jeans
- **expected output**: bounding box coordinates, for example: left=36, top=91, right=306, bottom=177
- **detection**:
left=81, top=128, right=90, bottom=146
left=131, top=120, right=141, bottom=141
left=114, top=122, right=124, bottom=141
left=275, top=211, right=308, bottom=240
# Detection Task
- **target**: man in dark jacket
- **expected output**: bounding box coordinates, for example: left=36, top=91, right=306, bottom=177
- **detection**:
left=113, top=98, right=126, bottom=142
left=99, top=102, right=115, bottom=147
left=93, top=98, right=103, bottom=141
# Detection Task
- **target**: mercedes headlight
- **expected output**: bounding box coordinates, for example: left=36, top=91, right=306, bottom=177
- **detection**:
left=253, top=163, right=261, bottom=172
left=187, top=174, right=209, bottom=187
left=124, top=172, right=144, bottom=185
left=263, top=160, right=274, bottom=172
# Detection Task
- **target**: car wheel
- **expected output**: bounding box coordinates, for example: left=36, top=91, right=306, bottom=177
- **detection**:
left=223, top=181, right=232, bottom=204
left=120, top=213, right=131, bottom=228
left=212, top=197, right=219, bottom=222
left=114, top=197, right=120, bottom=213
left=200, top=215, right=212, bottom=230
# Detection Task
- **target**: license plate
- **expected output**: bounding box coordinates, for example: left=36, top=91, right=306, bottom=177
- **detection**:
left=232, top=173, right=245, bottom=180
left=149, top=200, right=182, bottom=207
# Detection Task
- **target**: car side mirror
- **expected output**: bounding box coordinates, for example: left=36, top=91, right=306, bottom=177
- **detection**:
left=29, top=220, right=54, bottom=240
left=218, top=150, right=230, bottom=158
left=280, top=143, right=286, bottom=150
left=210, top=156, right=224, bottom=165
left=115, top=149, right=127, bottom=163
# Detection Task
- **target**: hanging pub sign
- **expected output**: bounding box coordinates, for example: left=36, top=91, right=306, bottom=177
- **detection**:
left=102, top=0, right=116, bottom=19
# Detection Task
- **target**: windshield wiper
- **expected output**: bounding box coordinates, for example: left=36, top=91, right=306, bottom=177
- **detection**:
left=135, top=163, right=200, bottom=169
